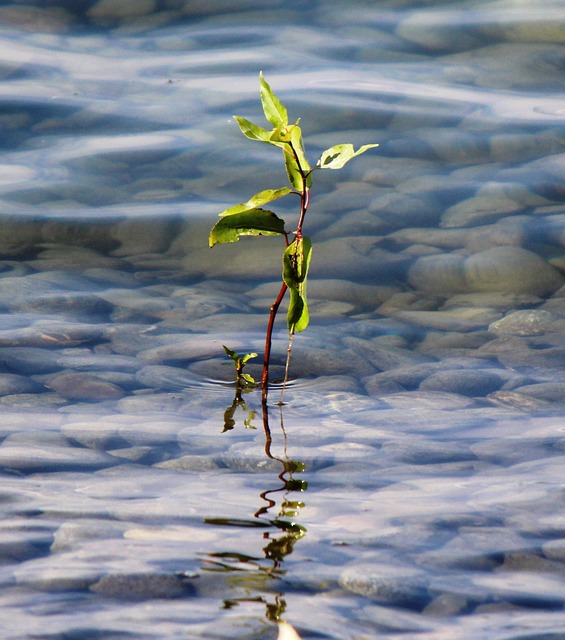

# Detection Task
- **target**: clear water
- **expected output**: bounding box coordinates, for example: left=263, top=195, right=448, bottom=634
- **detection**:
left=0, top=1, right=565, bottom=639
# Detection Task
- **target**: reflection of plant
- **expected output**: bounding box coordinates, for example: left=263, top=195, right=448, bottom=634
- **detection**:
left=222, top=345, right=257, bottom=431
left=210, top=73, right=378, bottom=400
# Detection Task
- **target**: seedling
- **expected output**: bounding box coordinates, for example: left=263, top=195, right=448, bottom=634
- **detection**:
left=210, top=73, right=378, bottom=401
left=222, top=345, right=257, bottom=431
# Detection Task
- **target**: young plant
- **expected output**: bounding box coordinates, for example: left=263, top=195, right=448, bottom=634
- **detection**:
left=222, top=345, right=257, bottom=431
left=210, top=73, right=378, bottom=401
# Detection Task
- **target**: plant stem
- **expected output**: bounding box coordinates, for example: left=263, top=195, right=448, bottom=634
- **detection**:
left=261, top=281, right=288, bottom=400
left=262, top=143, right=311, bottom=402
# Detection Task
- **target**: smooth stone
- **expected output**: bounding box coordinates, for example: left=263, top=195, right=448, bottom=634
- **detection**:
left=154, top=455, right=220, bottom=472
left=221, top=442, right=282, bottom=473
left=343, top=337, right=434, bottom=371
left=247, top=279, right=398, bottom=309
left=51, top=520, right=128, bottom=553
left=138, top=335, right=221, bottom=363
left=463, top=216, right=529, bottom=253
left=512, top=382, right=565, bottom=404
left=0, top=443, right=117, bottom=472
left=339, top=563, right=429, bottom=609
left=116, top=393, right=185, bottom=414
left=489, top=310, right=557, bottom=336
left=90, top=572, right=189, bottom=599
left=407, top=254, right=467, bottom=295
left=54, top=350, right=139, bottom=372
left=486, top=390, right=556, bottom=413
left=495, top=345, right=565, bottom=377
left=419, top=370, right=504, bottom=397
left=395, top=308, right=502, bottom=332
left=368, top=190, right=440, bottom=227
left=0, top=373, right=44, bottom=396
left=380, top=440, right=476, bottom=465
left=443, top=292, right=542, bottom=311
left=464, top=247, right=564, bottom=296
left=387, top=227, right=468, bottom=249
left=378, top=292, right=445, bottom=315
left=409, top=247, right=564, bottom=296
left=396, top=8, right=483, bottom=50
left=99, top=288, right=177, bottom=319
left=135, top=365, right=195, bottom=391
left=441, top=183, right=548, bottom=228
left=0, top=320, right=112, bottom=347
left=88, top=0, right=156, bottom=20
left=110, top=217, right=179, bottom=256
left=61, top=420, right=124, bottom=449
left=0, top=347, right=62, bottom=374
left=382, top=391, right=478, bottom=411
left=28, top=246, right=124, bottom=272
left=45, top=372, right=126, bottom=401
left=416, top=330, right=494, bottom=355
left=291, top=346, right=375, bottom=378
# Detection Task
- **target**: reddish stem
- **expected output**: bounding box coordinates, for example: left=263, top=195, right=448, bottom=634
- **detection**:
left=261, top=281, right=288, bottom=400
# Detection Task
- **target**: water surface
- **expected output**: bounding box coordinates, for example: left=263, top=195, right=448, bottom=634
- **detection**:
left=0, top=1, right=565, bottom=639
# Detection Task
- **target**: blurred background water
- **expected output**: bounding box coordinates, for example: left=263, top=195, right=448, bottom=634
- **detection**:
left=0, top=1, right=565, bottom=639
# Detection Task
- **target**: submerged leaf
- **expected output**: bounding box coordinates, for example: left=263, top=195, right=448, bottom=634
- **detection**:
left=218, top=187, right=292, bottom=218
left=209, top=209, right=286, bottom=247
left=260, top=71, right=288, bottom=127
left=283, top=236, right=312, bottom=333
left=316, top=143, right=379, bottom=170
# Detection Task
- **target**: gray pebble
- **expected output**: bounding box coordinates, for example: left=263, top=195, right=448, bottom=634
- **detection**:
left=0, top=443, right=117, bottom=473
left=90, top=572, right=190, bottom=599
left=339, top=562, right=429, bottom=609
left=419, top=369, right=504, bottom=397
left=45, top=372, right=126, bottom=401
left=0, top=373, right=44, bottom=395
left=489, top=309, right=557, bottom=336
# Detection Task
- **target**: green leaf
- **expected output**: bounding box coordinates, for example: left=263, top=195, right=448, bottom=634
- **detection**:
left=316, top=143, right=379, bottom=170
left=233, top=116, right=272, bottom=142
left=269, top=122, right=312, bottom=190
left=218, top=187, right=292, bottom=218
left=259, top=72, right=288, bottom=128
left=209, top=209, right=286, bottom=247
left=241, top=352, right=258, bottom=365
left=282, top=236, right=312, bottom=333
left=223, top=345, right=239, bottom=361
left=241, top=372, right=256, bottom=385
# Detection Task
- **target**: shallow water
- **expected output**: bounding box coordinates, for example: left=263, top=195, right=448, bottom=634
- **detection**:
left=0, top=1, right=565, bottom=639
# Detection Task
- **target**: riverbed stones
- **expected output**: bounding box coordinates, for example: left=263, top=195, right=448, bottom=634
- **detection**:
left=489, top=309, right=557, bottom=336
left=408, top=246, right=564, bottom=296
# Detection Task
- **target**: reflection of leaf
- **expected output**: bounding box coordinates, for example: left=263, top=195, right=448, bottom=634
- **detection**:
left=277, top=622, right=303, bottom=640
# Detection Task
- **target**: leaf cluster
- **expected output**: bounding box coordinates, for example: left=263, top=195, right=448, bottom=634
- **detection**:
left=210, top=73, right=378, bottom=387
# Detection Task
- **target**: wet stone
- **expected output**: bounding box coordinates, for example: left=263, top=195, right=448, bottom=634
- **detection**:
left=135, top=365, right=195, bottom=392
left=512, top=382, right=565, bottom=405
left=343, top=336, right=434, bottom=371
left=90, top=572, right=191, bottom=599
left=45, top=372, right=126, bottom=401
left=0, top=320, right=112, bottom=348
left=489, top=309, right=558, bottom=336
left=339, top=562, right=430, bottom=609
left=0, top=442, right=118, bottom=473
left=0, top=373, right=45, bottom=396
left=409, top=247, right=564, bottom=297
left=419, top=369, right=504, bottom=397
